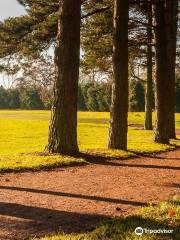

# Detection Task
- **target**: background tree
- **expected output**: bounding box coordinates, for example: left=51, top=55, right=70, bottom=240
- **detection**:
left=7, top=88, right=20, bottom=109
left=129, top=80, right=145, bottom=112
left=77, top=85, right=86, bottom=111
left=0, top=86, right=8, bottom=109
left=18, top=86, right=44, bottom=110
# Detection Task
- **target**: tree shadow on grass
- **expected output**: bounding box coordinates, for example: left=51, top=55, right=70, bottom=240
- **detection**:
left=0, top=202, right=178, bottom=240
left=89, top=215, right=179, bottom=240
left=128, top=147, right=180, bottom=160
left=0, top=146, right=179, bottom=174
left=168, top=199, right=180, bottom=206
left=77, top=152, right=180, bottom=170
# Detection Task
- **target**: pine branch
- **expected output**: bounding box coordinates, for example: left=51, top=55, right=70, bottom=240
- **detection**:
left=81, top=6, right=111, bottom=19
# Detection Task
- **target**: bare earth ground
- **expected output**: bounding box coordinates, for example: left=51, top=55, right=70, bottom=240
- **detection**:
left=0, top=150, right=180, bottom=240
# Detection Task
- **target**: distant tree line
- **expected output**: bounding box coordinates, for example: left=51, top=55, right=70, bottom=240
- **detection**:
left=1, top=76, right=180, bottom=112
left=0, top=86, right=44, bottom=110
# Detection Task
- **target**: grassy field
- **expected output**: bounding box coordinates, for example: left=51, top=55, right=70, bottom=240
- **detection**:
left=33, top=196, right=180, bottom=240
left=0, top=110, right=179, bottom=172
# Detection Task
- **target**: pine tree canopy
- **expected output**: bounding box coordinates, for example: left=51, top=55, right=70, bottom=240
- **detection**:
left=0, top=0, right=153, bottom=73
left=0, top=0, right=59, bottom=59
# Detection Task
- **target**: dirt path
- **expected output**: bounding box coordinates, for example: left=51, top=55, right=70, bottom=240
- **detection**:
left=0, top=150, right=180, bottom=240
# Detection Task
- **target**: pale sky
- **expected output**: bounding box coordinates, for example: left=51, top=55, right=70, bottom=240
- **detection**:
left=0, top=0, right=26, bottom=21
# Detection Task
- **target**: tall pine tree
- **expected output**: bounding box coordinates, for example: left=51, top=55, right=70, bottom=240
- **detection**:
left=108, top=0, right=129, bottom=150
left=46, top=0, right=81, bottom=154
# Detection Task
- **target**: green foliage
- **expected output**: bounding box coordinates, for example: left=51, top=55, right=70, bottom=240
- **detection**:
left=19, top=86, right=44, bottom=110
left=0, top=0, right=112, bottom=61
left=81, top=81, right=111, bottom=111
left=78, top=85, right=86, bottom=111
left=81, top=0, right=150, bottom=76
left=0, top=86, right=8, bottom=108
left=0, top=0, right=146, bottom=76
left=2, top=77, right=180, bottom=112
left=86, top=83, right=99, bottom=111
left=129, top=80, right=145, bottom=112
left=0, top=86, right=44, bottom=110
left=7, top=88, right=21, bottom=109
left=0, top=0, right=58, bottom=59
left=81, top=0, right=113, bottom=73
left=96, top=82, right=111, bottom=111
left=0, top=82, right=112, bottom=111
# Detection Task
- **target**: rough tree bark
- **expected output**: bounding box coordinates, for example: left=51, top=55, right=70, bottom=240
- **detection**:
left=153, top=1, right=170, bottom=144
left=144, top=1, right=153, bottom=130
left=108, top=0, right=129, bottom=150
left=166, top=0, right=178, bottom=139
left=46, top=0, right=81, bottom=154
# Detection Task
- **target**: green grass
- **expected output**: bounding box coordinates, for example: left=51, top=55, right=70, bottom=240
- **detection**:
left=0, top=111, right=179, bottom=172
left=32, top=196, right=180, bottom=240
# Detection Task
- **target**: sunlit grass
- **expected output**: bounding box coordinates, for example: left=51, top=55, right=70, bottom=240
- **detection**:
left=0, top=111, right=179, bottom=172
left=0, top=153, right=86, bottom=173
left=33, top=196, right=180, bottom=240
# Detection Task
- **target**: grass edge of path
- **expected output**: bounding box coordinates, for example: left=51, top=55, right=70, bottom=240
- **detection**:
left=0, top=145, right=179, bottom=174
left=31, top=196, right=180, bottom=240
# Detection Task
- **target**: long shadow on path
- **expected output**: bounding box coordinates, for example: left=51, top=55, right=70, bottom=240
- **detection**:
left=0, top=202, right=111, bottom=239
left=0, top=187, right=148, bottom=239
left=0, top=202, right=178, bottom=240
left=0, top=186, right=147, bottom=206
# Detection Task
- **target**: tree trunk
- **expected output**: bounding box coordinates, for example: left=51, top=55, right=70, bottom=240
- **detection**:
left=46, top=0, right=81, bottom=154
left=166, top=0, right=178, bottom=139
left=144, top=2, right=153, bottom=130
left=153, top=1, right=170, bottom=144
left=108, top=0, right=129, bottom=150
